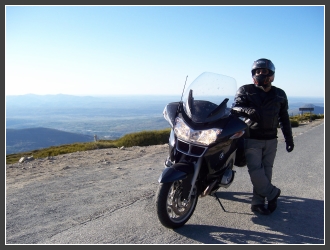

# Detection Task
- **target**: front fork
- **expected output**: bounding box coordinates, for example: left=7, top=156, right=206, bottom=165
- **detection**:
left=162, top=152, right=202, bottom=201
left=161, top=128, right=202, bottom=200
left=187, top=157, right=202, bottom=199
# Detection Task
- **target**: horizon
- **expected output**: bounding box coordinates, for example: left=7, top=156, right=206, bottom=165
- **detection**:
left=5, top=93, right=325, bottom=99
left=6, top=5, right=324, bottom=97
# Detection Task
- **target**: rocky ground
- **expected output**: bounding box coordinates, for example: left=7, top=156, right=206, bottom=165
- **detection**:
left=6, top=144, right=168, bottom=189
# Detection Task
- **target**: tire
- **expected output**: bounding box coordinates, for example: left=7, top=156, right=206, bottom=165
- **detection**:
left=155, top=180, right=198, bottom=229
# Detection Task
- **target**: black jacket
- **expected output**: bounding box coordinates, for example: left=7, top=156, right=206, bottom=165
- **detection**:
left=232, top=84, right=293, bottom=142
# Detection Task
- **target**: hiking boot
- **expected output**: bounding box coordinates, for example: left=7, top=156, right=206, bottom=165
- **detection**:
left=251, top=204, right=271, bottom=215
left=268, top=189, right=281, bottom=213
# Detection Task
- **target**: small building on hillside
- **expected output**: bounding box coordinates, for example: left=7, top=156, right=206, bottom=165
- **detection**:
left=299, top=103, right=314, bottom=121
left=299, top=103, right=314, bottom=115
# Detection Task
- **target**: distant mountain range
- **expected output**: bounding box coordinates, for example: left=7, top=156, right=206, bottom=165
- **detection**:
left=288, top=104, right=324, bottom=116
left=6, top=127, right=94, bottom=155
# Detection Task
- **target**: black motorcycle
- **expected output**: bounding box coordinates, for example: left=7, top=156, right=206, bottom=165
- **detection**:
left=155, top=72, right=248, bottom=229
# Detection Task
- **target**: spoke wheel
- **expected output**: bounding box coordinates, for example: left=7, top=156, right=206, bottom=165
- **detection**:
left=155, top=180, right=198, bottom=229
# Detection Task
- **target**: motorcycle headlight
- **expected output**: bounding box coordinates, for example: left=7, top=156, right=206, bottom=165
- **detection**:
left=173, top=117, right=222, bottom=145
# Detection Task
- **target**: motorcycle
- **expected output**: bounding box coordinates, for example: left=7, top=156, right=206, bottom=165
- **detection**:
left=155, top=72, right=248, bottom=229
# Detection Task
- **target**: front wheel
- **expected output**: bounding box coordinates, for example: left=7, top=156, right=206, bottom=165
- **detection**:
left=155, top=180, right=198, bottom=229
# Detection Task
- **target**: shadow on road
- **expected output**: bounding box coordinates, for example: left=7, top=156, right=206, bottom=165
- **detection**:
left=174, top=191, right=324, bottom=244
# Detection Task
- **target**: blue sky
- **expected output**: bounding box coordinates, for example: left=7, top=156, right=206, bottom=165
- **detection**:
left=5, top=5, right=324, bottom=97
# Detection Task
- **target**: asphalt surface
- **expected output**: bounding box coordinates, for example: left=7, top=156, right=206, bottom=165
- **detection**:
left=6, top=121, right=324, bottom=244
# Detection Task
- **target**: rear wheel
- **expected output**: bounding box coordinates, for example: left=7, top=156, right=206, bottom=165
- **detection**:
left=155, top=180, right=198, bottom=229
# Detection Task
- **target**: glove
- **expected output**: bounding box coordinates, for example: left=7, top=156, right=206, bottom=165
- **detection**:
left=286, top=140, right=294, bottom=152
left=245, top=108, right=260, bottom=122
left=231, top=107, right=260, bottom=122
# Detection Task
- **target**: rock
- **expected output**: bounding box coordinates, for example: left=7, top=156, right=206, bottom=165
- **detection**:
left=18, top=157, right=26, bottom=163
left=27, top=156, right=34, bottom=161
left=18, top=156, right=34, bottom=163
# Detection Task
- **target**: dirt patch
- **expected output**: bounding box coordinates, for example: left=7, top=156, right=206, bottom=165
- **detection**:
left=6, top=144, right=169, bottom=189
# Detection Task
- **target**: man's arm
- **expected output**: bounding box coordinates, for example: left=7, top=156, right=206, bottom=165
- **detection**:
left=231, top=86, right=260, bottom=122
left=278, top=91, right=294, bottom=152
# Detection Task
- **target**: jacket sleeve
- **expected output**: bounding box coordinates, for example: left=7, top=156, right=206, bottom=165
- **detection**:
left=231, top=86, right=251, bottom=118
left=278, top=91, right=293, bottom=142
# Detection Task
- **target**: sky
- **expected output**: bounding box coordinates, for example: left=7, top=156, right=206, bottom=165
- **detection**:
left=5, top=5, right=325, bottom=98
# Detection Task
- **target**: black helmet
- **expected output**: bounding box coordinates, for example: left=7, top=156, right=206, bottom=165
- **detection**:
left=251, top=58, right=275, bottom=89
left=251, top=58, right=275, bottom=77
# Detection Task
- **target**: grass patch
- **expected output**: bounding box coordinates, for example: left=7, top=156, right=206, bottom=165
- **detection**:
left=281, top=113, right=323, bottom=128
left=6, top=128, right=171, bottom=164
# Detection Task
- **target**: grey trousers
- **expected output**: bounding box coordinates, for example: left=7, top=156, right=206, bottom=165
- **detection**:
left=244, top=138, right=280, bottom=205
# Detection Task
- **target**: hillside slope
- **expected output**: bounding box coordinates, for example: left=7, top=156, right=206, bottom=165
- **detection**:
left=6, top=127, right=94, bottom=155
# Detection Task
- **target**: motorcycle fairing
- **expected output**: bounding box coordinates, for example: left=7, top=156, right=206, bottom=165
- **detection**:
left=163, top=102, right=180, bottom=128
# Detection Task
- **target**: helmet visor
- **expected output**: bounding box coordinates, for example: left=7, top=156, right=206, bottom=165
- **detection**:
left=255, top=69, right=269, bottom=75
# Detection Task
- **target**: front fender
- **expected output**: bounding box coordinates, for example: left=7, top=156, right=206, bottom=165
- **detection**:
left=158, top=162, right=194, bottom=183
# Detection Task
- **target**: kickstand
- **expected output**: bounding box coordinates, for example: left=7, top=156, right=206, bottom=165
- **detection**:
left=213, top=192, right=226, bottom=212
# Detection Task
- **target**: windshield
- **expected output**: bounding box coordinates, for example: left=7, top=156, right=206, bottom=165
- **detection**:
left=182, top=72, right=237, bottom=123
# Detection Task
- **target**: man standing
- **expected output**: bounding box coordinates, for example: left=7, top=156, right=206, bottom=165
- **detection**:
left=231, top=58, right=294, bottom=215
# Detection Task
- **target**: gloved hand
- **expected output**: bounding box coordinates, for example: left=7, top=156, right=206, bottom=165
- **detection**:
left=286, top=139, right=294, bottom=152
left=245, top=108, right=260, bottom=122
left=231, top=107, right=260, bottom=122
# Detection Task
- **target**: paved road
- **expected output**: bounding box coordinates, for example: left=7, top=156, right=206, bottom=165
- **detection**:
left=7, top=123, right=324, bottom=244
